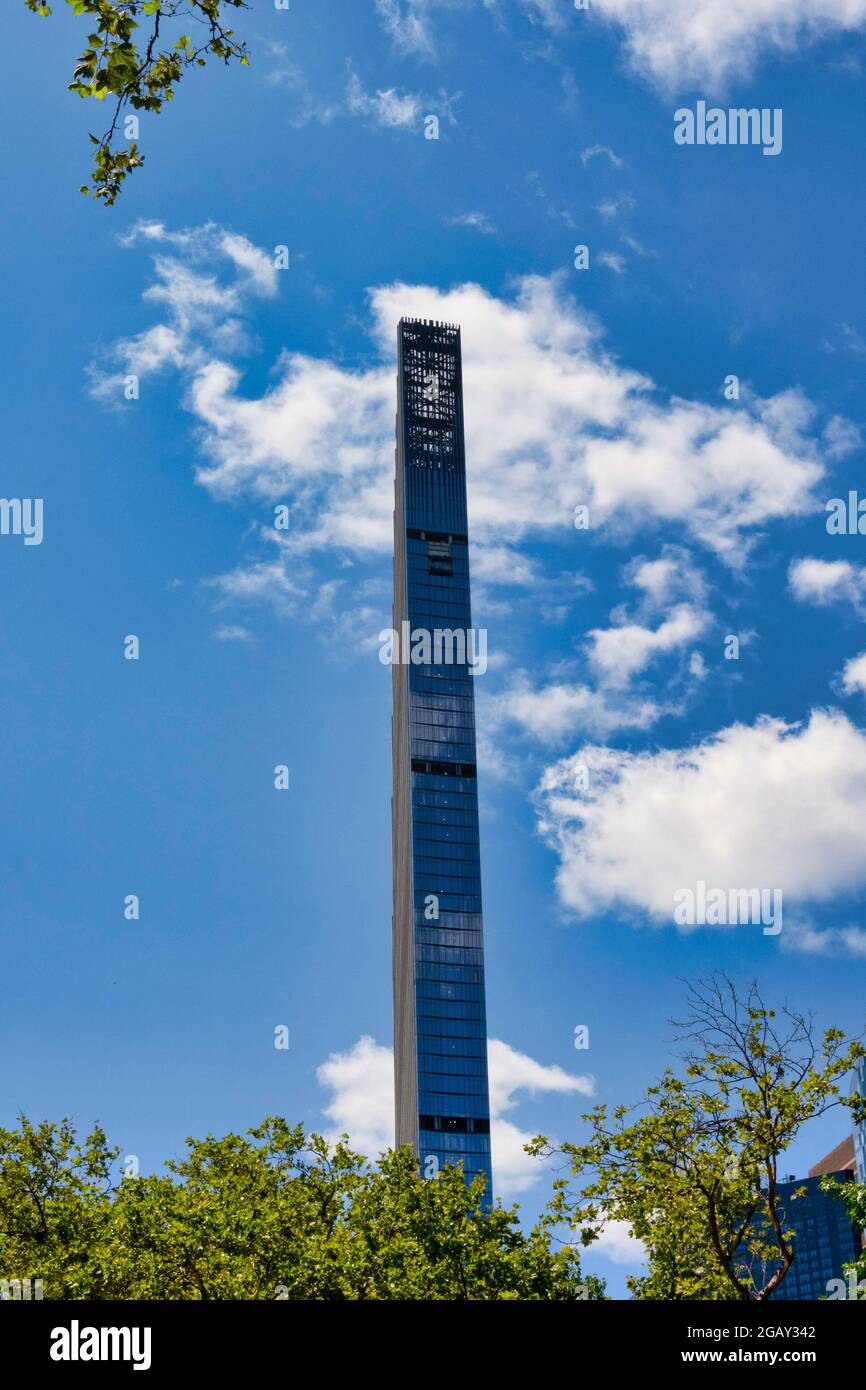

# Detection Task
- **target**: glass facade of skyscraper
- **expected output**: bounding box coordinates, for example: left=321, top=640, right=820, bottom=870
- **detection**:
left=764, top=1175, right=861, bottom=1301
left=391, top=319, right=493, bottom=1199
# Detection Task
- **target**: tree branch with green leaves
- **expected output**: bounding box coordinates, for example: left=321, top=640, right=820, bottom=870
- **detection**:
left=820, top=1175, right=866, bottom=1298
left=25, top=0, right=249, bottom=204
left=0, top=1115, right=605, bottom=1300
left=528, top=973, right=865, bottom=1301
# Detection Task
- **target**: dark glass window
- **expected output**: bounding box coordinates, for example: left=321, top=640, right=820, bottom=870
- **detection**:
left=427, top=539, right=453, bottom=576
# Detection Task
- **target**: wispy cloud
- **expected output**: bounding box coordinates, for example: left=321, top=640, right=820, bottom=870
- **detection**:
left=446, top=210, right=496, bottom=235
left=581, top=144, right=624, bottom=169
left=213, top=624, right=255, bottom=643
left=374, top=0, right=437, bottom=58
left=346, top=68, right=459, bottom=131
left=595, top=193, right=636, bottom=220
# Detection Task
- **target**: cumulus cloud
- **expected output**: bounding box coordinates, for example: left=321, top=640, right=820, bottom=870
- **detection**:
left=480, top=549, right=708, bottom=748
left=316, top=1035, right=593, bottom=1197
left=626, top=546, right=707, bottom=609
left=789, top=557, right=866, bottom=610
left=841, top=651, right=866, bottom=696
left=592, top=0, right=866, bottom=89
left=485, top=1036, right=594, bottom=1114
left=469, top=544, right=540, bottom=587
left=583, top=545, right=711, bottom=687
left=485, top=674, right=662, bottom=744
left=376, top=0, right=866, bottom=88
left=535, top=709, right=866, bottom=951
left=98, top=232, right=832, bottom=590
left=587, top=603, right=709, bottom=687
left=316, top=1035, right=396, bottom=1161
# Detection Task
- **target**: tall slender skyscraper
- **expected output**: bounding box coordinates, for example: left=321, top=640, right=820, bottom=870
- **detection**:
left=391, top=318, right=493, bottom=1198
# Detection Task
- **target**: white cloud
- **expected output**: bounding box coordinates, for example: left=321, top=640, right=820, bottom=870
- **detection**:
left=535, top=710, right=866, bottom=951
left=316, top=1035, right=593, bottom=1197
left=620, top=232, right=657, bottom=259
left=346, top=69, right=459, bottom=132
left=822, top=414, right=862, bottom=459
left=219, top=232, right=281, bottom=296
left=590, top=1219, right=646, bottom=1266
left=374, top=0, right=437, bottom=56
left=486, top=1037, right=594, bottom=1114
left=469, top=544, right=538, bottom=586
left=485, top=673, right=662, bottom=744
left=486, top=1038, right=594, bottom=1196
left=782, top=917, right=866, bottom=957
left=316, top=1035, right=396, bottom=1160
left=214, top=624, right=255, bottom=642
left=267, top=46, right=452, bottom=130
left=587, top=602, right=709, bottom=687
left=789, top=557, right=866, bottom=609
left=375, top=0, right=568, bottom=56
left=447, top=210, right=497, bottom=235
left=626, top=547, right=707, bottom=608
left=841, top=651, right=866, bottom=696
left=592, top=0, right=866, bottom=90
left=372, top=0, right=866, bottom=90
left=480, top=550, right=707, bottom=748
left=347, top=71, right=423, bottom=128
left=90, top=222, right=277, bottom=395
left=595, top=193, right=636, bottom=220
left=825, top=322, right=866, bottom=359
left=98, top=235, right=833, bottom=606
left=581, top=143, right=624, bottom=168
left=598, top=251, right=627, bottom=274
left=208, top=558, right=307, bottom=609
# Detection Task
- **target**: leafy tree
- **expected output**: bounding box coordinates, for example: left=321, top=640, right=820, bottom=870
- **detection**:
left=819, top=1176, right=866, bottom=1299
left=0, top=1115, right=605, bottom=1300
left=529, top=974, right=865, bottom=1301
left=25, top=0, right=249, bottom=204
left=0, top=1116, right=116, bottom=1298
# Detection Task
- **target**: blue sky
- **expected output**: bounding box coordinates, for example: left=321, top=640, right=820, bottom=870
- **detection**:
left=3, top=0, right=866, bottom=1294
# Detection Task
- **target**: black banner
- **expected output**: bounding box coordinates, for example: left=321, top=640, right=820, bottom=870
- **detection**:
left=1, top=1298, right=857, bottom=1376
